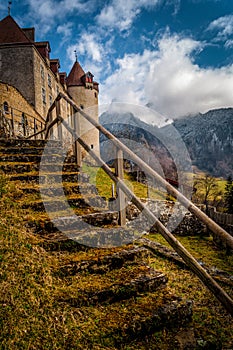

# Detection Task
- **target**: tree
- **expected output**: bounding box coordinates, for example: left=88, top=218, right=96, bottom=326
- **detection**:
left=193, top=174, right=220, bottom=214
left=224, top=176, right=233, bottom=214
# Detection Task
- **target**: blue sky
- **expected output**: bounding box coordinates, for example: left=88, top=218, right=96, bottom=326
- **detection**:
left=1, top=0, right=233, bottom=118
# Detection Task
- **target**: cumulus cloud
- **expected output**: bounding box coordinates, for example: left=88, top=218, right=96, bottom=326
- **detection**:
left=96, top=0, right=160, bottom=32
left=207, top=14, right=233, bottom=46
left=100, top=33, right=233, bottom=118
left=66, top=32, right=113, bottom=80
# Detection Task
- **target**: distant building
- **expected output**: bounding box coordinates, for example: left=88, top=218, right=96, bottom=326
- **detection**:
left=0, top=15, right=99, bottom=157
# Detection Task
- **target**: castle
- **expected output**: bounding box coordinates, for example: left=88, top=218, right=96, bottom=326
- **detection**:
left=0, top=14, right=99, bottom=156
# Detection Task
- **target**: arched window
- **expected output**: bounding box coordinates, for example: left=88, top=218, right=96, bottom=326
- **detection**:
left=3, top=101, right=9, bottom=113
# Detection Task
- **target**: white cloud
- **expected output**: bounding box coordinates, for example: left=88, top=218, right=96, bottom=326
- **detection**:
left=100, top=34, right=233, bottom=118
left=27, top=0, right=95, bottom=18
left=66, top=32, right=113, bottom=80
left=57, top=23, right=73, bottom=41
left=26, top=0, right=96, bottom=33
left=96, top=0, right=160, bottom=32
left=207, top=14, right=233, bottom=42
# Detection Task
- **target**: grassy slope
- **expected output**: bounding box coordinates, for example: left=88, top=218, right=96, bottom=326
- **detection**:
left=0, top=175, right=233, bottom=349
left=83, top=164, right=167, bottom=200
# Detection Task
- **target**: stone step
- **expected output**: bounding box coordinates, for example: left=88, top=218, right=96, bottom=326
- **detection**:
left=61, top=269, right=168, bottom=307
left=61, top=226, right=140, bottom=248
left=117, top=298, right=193, bottom=343
left=28, top=211, right=119, bottom=233
left=0, top=152, right=77, bottom=164
left=21, top=195, right=108, bottom=212
left=36, top=225, right=139, bottom=248
left=0, top=162, right=81, bottom=174
left=0, top=154, right=65, bottom=163
left=21, top=182, right=98, bottom=196
left=58, top=246, right=150, bottom=276
left=0, top=138, right=62, bottom=148
left=9, top=172, right=90, bottom=184
left=0, top=146, right=64, bottom=155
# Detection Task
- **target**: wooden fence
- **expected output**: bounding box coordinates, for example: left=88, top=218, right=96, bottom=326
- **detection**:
left=209, top=207, right=233, bottom=226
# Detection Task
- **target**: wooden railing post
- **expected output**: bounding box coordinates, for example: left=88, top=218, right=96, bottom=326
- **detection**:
left=115, top=148, right=126, bottom=226
left=33, top=118, right=37, bottom=140
left=11, top=108, right=15, bottom=137
left=73, top=109, right=82, bottom=167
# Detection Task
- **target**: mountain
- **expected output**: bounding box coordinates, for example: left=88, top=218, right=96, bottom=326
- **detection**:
left=100, top=108, right=233, bottom=179
left=168, top=108, right=233, bottom=177
left=100, top=111, right=189, bottom=183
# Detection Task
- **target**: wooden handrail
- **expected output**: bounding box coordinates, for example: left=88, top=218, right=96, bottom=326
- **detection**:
left=53, top=93, right=233, bottom=252
left=58, top=115, right=233, bottom=316
left=32, top=96, right=233, bottom=315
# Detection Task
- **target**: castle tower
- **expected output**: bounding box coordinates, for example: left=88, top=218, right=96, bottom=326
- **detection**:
left=66, top=60, right=100, bottom=160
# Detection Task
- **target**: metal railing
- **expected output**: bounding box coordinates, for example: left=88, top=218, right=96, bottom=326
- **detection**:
left=0, top=104, right=45, bottom=139
left=26, top=93, right=233, bottom=316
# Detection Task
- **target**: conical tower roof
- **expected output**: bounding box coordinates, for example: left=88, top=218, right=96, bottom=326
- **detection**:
left=66, top=60, right=85, bottom=87
left=0, top=15, right=32, bottom=44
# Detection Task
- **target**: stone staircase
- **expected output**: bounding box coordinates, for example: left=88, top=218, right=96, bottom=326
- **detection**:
left=0, top=138, right=194, bottom=347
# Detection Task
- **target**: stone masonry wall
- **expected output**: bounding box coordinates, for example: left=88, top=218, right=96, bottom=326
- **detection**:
left=0, top=45, right=35, bottom=107
left=0, top=81, right=44, bottom=124
left=126, top=200, right=207, bottom=236
left=33, top=48, right=67, bottom=118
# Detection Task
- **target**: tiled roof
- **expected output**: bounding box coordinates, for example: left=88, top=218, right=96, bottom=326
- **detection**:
left=66, top=61, right=85, bottom=86
left=0, top=15, right=31, bottom=44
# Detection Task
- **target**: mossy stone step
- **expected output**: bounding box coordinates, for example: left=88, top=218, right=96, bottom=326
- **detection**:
left=61, top=269, right=168, bottom=307
left=21, top=195, right=107, bottom=212
left=118, top=298, right=193, bottom=343
left=0, top=147, right=65, bottom=155
left=65, top=226, right=141, bottom=248
left=34, top=225, right=139, bottom=248
left=58, top=246, right=150, bottom=276
left=0, top=138, right=62, bottom=148
left=0, top=162, right=81, bottom=174
left=28, top=211, right=119, bottom=233
left=9, top=172, right=90, bottom=184
left=21, top=183, right=98, bottom=196
left=0, top=154, right=70, bottom=163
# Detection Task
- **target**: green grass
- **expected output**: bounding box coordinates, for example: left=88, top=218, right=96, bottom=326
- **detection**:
left=83, top=163, right=167, bottom=200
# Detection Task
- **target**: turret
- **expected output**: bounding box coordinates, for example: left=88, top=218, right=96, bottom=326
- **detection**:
left=66, top=60, right=99, bottom=161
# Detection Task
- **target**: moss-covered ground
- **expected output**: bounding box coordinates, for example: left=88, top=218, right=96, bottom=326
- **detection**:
left=0, top=174, right=232, bottom=349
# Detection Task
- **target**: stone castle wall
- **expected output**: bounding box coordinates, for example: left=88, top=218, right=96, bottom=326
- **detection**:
left=0, top=45, right=35, bottom=107
left=0, top=81, right=44, bottom=123
left=0, top=44, right=68, bottom=119
left=33, top=48, right=67, bottom=118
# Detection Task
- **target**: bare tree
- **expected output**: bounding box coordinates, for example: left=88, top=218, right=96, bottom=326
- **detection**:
left=193, top=174, right=220, bottom=214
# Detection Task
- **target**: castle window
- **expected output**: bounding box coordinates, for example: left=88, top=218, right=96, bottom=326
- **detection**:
left=3, top=101, right=9, bottom=113
left=48, top=74, right=52, bottom=88
left=94, top=92, right=97, bottom=98
left=49, top=95, right=53, bottom=106
left=42, top=88, right=46, bottom=104
left=90, top=144, right=94, bottom=149
left=56, top=85, right=59, bottom=96
left=80, top=105, right=84, bottom=110
left=41, top=65, right=45, bottom=82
